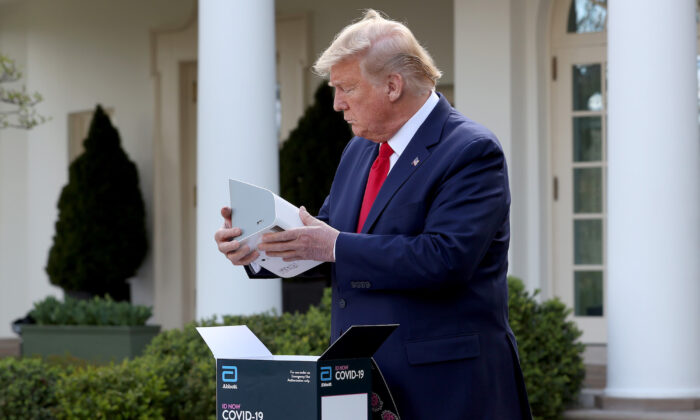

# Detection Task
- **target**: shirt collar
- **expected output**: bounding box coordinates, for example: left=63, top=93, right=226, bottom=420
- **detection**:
left=386, top=90, right=440, bottom=158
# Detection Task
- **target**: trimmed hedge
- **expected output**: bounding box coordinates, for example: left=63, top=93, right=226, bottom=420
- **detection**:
left=29, top=295, right=152, bottom=326
left=0, top=357, right=63, bottom=419
left=1, top=280, right=583, bottom=419
left=139, top=325, right=216, bottom=420
left=54, top=358, right=167, bottom=420
left=221, top=286, right=331, bottom=356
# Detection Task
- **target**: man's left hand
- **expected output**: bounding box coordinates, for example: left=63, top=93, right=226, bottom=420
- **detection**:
left=258, top=206, right=339, bottom=262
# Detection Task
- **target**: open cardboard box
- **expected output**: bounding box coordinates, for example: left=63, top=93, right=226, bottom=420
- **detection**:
left=197, top=324, right=399, bottom=420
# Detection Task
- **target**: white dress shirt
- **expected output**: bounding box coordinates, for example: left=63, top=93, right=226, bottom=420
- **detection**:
left=385, top=90, right=439, bottom=172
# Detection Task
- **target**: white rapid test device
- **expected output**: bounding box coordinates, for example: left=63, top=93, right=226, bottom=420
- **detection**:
left=228, top=179, right=322, bottom=278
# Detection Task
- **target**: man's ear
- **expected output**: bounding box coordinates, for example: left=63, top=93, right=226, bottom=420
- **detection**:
left=386, top=73, right=404, bottom=102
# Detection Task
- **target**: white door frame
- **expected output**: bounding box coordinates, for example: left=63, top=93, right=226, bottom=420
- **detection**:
left=151, top=13, right=198, bottom=330
left=551, top=46, right=607, bottom=344
left=550, top=0, right=607, bottom=344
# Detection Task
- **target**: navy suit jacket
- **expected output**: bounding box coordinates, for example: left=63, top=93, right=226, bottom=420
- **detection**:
left=252, top=94, right=531, bottom=419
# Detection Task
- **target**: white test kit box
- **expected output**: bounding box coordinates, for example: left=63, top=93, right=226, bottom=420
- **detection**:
left=229, top=179, right=323, bottom=278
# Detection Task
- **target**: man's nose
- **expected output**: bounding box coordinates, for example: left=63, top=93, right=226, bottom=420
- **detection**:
left=333, top=93, right=348, bottom=111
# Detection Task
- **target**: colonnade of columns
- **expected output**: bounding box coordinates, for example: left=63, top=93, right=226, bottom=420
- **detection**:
left=195, top=0, right=700, bottom=405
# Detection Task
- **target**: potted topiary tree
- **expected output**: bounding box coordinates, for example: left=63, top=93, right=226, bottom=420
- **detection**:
left=16, top=107, right=154, bottom=361
left=279, top=83, right=351, bottom=313
left=46, top=105, right=147, bottom=301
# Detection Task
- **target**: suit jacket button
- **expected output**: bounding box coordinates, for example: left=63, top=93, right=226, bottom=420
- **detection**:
left=338, top=298, right=347, bottom=309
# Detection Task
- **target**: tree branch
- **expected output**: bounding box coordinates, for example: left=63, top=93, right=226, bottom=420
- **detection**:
left=0, top=53, right=49, bottom=130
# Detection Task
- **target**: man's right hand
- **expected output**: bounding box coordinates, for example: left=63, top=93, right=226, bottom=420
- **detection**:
left=214, top=206, right=260, bottom=266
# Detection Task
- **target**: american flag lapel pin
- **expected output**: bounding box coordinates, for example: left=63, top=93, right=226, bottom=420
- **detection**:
left=412, top=157, right=420, bottom=167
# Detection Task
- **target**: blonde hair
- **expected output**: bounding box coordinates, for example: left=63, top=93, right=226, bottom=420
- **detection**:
left=313, top=9, right=442, bottom=96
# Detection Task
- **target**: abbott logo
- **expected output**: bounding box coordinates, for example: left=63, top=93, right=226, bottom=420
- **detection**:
left=320, top=366, right=332, bottom=382
left=222, top=365, right=238, bottom=383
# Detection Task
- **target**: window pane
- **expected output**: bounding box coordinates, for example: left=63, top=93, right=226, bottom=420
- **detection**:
left=574, top=219, right=602, bottom=264
left=573, top=116, right=602, bottom=161
left=574, top=168, right=602, bottom=213
left=573, top=64, right=603, bottom=111
left=575, top=271, right=603, bottom=316
left=567, top=0, right=607, bottom=33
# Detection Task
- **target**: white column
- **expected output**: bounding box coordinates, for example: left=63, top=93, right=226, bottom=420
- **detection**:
left=455, top=0, right=521, bottom=279
left=607, top=0, right=700, bottom=398
left=454, top=0, right=546, bottom=290
left=197, top=0, right=281, bottom=320
left=454, top=0, right=512, bottom=163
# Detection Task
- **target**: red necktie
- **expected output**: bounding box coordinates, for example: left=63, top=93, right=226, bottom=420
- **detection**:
left=356, top=142, right=394, bottom=232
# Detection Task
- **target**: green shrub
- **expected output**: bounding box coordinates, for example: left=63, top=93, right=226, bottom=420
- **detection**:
left=508, top=277, right=585, bottom=420
left=0, top=357, right=62, bottom=419
left=0, top=354, right=211, bottom=420
left=54, top=359, right=167, bottom=420
left=280, top=83, right=352, bottom=216
left=279, top=82, right=350, bottom=290
left=142, top=323, right=216, bottom=419
left=29, top=295, right=152, bottom=326
left=0, top=285, right=583, bottom=419
left=46, top=105, right=147, bottom=300
left=222, top=288, right=331, bottom=355
left=140, top=354, right=216, bottom=420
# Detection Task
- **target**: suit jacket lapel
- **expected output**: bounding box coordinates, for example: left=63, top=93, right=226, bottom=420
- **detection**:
left=360, top=95, right=452, bottom=234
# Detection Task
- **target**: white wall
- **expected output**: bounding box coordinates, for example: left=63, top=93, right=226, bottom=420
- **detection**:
left=0, top=0, right=194, bottom=338
left=510, top=0, right=552, bottom=295
left=0, top=0, right=31, bottom=338
left=455, top=0, right=512, bottom=159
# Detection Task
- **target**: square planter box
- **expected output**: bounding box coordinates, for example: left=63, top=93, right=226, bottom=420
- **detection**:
left=20, top=325, right=160, bottom=363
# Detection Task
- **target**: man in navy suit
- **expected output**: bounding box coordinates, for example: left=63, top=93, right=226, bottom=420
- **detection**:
left=215, top=9, right=530, bottom=420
